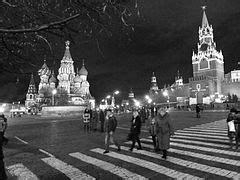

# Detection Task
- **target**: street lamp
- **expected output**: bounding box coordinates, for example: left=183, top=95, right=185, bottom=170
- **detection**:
left=52, top=89, right=57, bottom=106
left=145, top=95, right=152, bottom=104
left=111, top=90, right=120, bottom=107
left=163, top=90, right=170, bottom=108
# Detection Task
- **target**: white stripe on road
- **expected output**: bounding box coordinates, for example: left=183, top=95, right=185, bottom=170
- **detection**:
left=39, top=149, right=55, bottom=157
left=175, top=132, right=229, bottom=140
left=170, top=142, right=240, bottom=157
left=69, top=152, right=147, bottom=179
left=172, top=135, right=229, bottom=144
left=170, top=139, right=229, bottom=148
left=176, top=130, right=227, bottom=136
left=91, top=148, right=200, bottom=179
left=15, top=136, right=29, bottom=144
left=183, top=128, right=227, bottom=133
left=125, top=141, right=240, bottom=157
left=168, top=148, right=240, bottom=167
left=141, top=138, right=230, bottom=149
left=110, top=145, right=240, bottom=179
left=42, top=157, right=95, bottom=180
left=7, top=163, right=39, bottom=180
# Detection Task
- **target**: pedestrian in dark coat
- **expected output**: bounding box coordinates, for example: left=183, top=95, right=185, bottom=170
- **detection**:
left=196, top=104, right=201, bottom=118
left=103, top=110, right=121, bottom=154
left=99, top=110, right=105, bottom=132
left=149, top=117, right=159, bottom=151
left=155, top=108, right=174, bottom=159
left=0, top=115, right=7, bottom=179
left=129, top=110, right=142, bottom=151
left=91, top=110, right=98, bottom=131
left=83, top=107, right=91, bottom=133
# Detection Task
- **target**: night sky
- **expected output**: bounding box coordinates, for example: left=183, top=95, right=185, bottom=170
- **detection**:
left=1, top=0, right=240, bottom=103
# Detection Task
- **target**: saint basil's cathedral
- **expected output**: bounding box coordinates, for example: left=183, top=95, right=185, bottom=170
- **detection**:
left=25, top=41, right=95, bottom=110
left=149, top=7, right=240, bottom=106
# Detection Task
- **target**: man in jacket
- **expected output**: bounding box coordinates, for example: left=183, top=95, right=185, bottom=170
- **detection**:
left=103, top=110, right=121, bottom=154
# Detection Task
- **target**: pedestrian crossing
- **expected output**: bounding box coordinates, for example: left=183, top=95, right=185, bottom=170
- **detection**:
left=6, top=119, right=240, bottom=179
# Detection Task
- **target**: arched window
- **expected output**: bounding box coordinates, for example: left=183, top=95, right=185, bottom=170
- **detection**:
left=30, top=95, right=32, bottom=99
left=200, top=58, right=208, bottom=69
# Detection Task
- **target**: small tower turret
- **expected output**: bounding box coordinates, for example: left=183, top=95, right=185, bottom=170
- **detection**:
left=25, top=74, right=37, bottom=109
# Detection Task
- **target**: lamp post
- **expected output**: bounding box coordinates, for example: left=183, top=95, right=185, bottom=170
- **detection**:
left=52, top=89, right=57, bottom=106
left=111, top=90, right=120, bottom=107
left=163, top=90, right=170, bottom=108
left=145, top=95, right=152, bottom=104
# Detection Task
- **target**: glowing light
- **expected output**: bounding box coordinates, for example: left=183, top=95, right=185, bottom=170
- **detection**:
left=163, top=90, right=168, bottom=97
left=52, top=89, right=57, bottom=95
left=114, top=90, right=120, bottom=95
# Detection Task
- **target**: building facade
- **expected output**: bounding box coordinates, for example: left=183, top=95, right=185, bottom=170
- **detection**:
left=25, top=41, right=95, bottom=110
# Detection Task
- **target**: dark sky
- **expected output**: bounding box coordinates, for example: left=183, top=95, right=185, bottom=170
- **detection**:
left=1, top=0, right=240, bottom=103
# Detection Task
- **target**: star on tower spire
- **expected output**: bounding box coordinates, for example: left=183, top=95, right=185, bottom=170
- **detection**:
left=201, top=6, right=209, bottom=28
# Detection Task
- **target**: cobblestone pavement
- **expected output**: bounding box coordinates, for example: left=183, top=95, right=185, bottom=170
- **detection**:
left=5, top=118, right=240, bottom=179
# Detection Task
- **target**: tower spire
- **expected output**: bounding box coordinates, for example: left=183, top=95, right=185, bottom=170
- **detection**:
left=201, top=6, right=209, bottom=28
left=63, top=40, right=72, bottom=61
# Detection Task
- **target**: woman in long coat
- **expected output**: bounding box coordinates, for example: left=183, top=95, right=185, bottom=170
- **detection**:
left=129, top=110, right=142, bottom=151
left=155, top=108, right=174, bottom=159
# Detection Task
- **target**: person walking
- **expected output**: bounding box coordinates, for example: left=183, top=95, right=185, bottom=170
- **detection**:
left=129, top=110, right=142, bottom=151
left=83, top=107, right=91, bottom=133
left=0, top=115, right=7, bottom=179
left=149, top=117, right=159, bottom=152
left=91, top=109, right=98, bottom=132
left=99, top=110, right=105, bottom=132
left=226, top=108, right=240, bottom=149
left=155, top=108, right=174, bottom=159
left=103, top=110, right=121, bottom=154
left=196, top=104, right=201, bottom=118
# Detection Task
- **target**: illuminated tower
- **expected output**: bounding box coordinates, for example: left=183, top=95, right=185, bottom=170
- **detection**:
left=192, top=6, right=224, bottom=94
left=57, top=41, right=76, bottom=93
left=25, top=74, right=37, bottom=108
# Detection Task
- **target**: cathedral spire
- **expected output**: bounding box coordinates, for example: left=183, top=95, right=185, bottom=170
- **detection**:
left=201, top=6, right=209, bottom=28
left=63, top=40, right=72, bottom=61
left=27, top=73, right=37, bottom=94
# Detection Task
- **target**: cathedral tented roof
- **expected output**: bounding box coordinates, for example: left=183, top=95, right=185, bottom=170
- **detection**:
left=49, top=71, right=57, bottom=83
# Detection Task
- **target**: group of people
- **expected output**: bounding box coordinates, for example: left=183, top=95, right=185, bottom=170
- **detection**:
left=103, top=107, right=174, bottom=159
left=82, top=107, right=105, bottom=133
left=128, top=108, right=174, bottom=159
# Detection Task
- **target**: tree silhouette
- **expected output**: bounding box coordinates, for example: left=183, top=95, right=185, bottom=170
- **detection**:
left=0, top=0, right=140, bottom=74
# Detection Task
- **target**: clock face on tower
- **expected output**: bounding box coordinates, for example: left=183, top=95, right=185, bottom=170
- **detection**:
left=200, top=43, right=208, bottom=51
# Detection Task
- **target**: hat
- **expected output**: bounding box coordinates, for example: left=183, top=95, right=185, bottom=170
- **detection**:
left=230, top=107, right=238, bottom=113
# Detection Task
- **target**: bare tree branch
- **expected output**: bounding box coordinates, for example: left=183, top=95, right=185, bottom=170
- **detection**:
left=2, top=0, right=17, bottom=7
left=0, top=13, right=81, bottom=33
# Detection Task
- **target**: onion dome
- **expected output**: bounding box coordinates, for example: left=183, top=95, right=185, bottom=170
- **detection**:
left=38, top=59, right=51, bottom=76
left=49, top=71, right=57, bottom=83
left=79, top=60, right=88, bottom=76
left=74, top=68, right=82, bottom=83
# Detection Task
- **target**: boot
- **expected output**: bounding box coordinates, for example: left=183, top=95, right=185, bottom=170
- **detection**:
left=162, top=150, right=167, bottom=159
